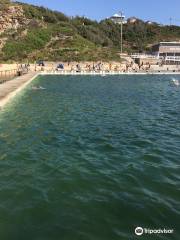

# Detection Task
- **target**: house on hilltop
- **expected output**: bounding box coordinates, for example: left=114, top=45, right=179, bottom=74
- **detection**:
left=110, top=12, right=127, bottom=24
left=127, top=17, right=138, bottom=24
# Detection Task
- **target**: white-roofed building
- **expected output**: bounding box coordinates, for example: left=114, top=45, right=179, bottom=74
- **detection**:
left=110, top=12, right=127, bottom=24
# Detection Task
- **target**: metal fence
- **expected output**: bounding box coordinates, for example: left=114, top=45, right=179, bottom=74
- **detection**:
left=0, top=69, right=17, bottom=84
left=130, top=53, right=159, bottom=59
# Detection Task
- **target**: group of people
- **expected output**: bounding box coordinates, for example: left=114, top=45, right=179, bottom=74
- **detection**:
left=71, top=62, right=104, bottom=72
left=17, top=63, right=30, bottom=76
left=31, top=60, right=156, bottom=73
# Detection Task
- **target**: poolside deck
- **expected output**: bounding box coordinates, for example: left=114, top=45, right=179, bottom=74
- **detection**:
left=0, top=71, right=38, bottom=109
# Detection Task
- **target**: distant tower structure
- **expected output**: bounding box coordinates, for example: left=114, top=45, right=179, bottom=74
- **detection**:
left=110, top=11, right=126, bottom=54
left=169, top=17, right=172, bottom=26
left=169, top=17, right=180, bottom=26
left=110, top=12, right=127, bottom=25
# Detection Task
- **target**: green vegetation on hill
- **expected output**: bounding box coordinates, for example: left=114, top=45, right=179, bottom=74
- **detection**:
left=0, top=0, right=11, bottom=10
left=0, top=1, right=180, bottom=62
left=3, top=27, right=54, bottom=60
left=0, top=0, right=11, bottom=4
left=20, top=2, right=69, bottom=23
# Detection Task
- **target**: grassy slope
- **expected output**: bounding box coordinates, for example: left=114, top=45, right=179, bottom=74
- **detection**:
left=0, top=2, right=121, bottom=62
left=1, top=2, right=180, bottom=62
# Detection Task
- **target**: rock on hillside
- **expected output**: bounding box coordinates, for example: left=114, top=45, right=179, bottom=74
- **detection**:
left=0, top=5, right=29, bottom=34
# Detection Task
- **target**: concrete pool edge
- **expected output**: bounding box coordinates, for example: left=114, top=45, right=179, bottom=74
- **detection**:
left=0, top=71, right=180, bottom=109
left=0, top=72, right=39, bottom=110
left=40, top=71, right=180, bottom=76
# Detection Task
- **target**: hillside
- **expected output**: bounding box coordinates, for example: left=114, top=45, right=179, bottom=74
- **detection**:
left=0, top=1, right=180, bottom=62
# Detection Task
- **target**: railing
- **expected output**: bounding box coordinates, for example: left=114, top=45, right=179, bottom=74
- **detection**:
left=165, top=56, right=180, bottom=62
left=0, top=69, right=17, bottom=84
left=131, top=54, right=180, bottom=62
left=131, top=53, right=159, bottom=59
left=0, top=68, right=29, bottom=84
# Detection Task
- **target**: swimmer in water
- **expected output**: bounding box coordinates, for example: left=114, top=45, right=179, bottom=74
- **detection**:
left=32, top=86, right=46, bottom=90
left=171, top=78, right=180, bottom=86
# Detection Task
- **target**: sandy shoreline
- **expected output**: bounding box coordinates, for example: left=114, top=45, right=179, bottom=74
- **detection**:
left=0, top=71, right=180, bottom=110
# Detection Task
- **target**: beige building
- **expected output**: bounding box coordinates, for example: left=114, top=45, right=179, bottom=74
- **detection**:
left=152, top=42, right=180, bottom=64
left=127, top=17, right=138, bottom=24
left=152, top=42, right=180, bottom=57
left=131, top=42, right=180, bottom=66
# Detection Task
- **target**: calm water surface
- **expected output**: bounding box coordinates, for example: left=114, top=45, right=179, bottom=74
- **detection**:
left=0, top=75, right=180, bottom=240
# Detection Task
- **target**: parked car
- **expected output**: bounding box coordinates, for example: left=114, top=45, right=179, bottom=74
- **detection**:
left=36, top=60, right=45, bottom=66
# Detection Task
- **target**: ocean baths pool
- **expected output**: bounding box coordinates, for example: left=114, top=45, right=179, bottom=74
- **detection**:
left=0, top=75, right=180, bottom=240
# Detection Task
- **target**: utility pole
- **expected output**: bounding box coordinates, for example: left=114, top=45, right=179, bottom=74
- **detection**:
left=169, top=17, right=172, bottom=26
left=169, top=17, right=180, bottom=26
left=120, top=11, right=123, bottom=54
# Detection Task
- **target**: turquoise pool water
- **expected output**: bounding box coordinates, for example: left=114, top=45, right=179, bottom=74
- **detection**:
left=0, top=75, right=179, bottom=240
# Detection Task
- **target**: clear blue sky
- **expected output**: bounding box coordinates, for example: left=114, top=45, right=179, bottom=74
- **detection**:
left=16, top=0, right=180, bottom=25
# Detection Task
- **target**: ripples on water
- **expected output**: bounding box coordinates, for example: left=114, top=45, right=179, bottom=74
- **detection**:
left=0, top=75, right=180, bottom=240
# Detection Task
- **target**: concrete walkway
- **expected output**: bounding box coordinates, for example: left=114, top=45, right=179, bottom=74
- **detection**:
left=0, top=71, right=38, bottom=109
